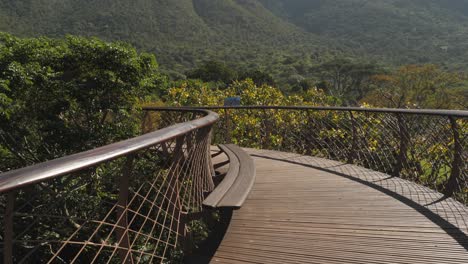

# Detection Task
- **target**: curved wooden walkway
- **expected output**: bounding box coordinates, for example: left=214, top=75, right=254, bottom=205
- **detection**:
left=200, top=148, right=468, bottom=264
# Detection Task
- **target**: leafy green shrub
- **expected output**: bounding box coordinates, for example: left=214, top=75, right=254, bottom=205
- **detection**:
left=0, top=33, right=165, bottom=171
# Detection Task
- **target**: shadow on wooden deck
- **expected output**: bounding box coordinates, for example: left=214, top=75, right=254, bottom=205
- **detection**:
left=187, top=148, right=468, bottom=263
left=249, top=153, right=468, bottom=251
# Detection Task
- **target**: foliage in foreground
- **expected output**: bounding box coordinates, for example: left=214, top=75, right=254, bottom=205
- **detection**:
left=364, top=64, right=467, bottom=109
left=164, top=80, right=467, bottom=204
left=0, top=33, right=466, bottom=263
left=0, top=33, right=166, bottom=171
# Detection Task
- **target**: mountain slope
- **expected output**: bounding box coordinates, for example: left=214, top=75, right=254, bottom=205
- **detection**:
left=0, top=0, right=335, bottom=76
left=260, top=0, right=468, bottom=68
left=1, top=0, right=468, bottom=75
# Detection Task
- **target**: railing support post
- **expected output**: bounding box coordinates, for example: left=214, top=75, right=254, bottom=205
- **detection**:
left=262, top=109, right=272, bottom=150
left=141, top=110, right=150, bottom=134
left=195, top=127, right=215, bottom=192
left=347, top=111, right=357, bottom=164
left=116, top=155, right=135, bottom=264
left=178, top=212, right=192, bottom=253
left=225, top=109, right=232, bottom=144
left=3, top=192, right=14, bottom=264
left=167, top=136, right=186, bottom=249
left=393, top=114, right=409, bottom=177
left=207, top=129, right=216, bottom=178
left=444, top=117, right=463, bottom=197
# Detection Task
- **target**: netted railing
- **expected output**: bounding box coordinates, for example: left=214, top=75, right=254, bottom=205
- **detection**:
left=0, top=109, right=218, bottom=263
left=199, top=106, right=467, bottom=205
left=1, top=105, right=467, bottom=263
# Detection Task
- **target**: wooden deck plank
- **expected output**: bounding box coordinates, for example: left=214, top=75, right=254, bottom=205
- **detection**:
left=204, top=149, right=468, bottom=264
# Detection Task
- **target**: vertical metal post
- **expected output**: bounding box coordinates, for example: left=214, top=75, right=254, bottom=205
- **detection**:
left=304, top=109, right=314, bottom=156
left=262, top=109, right=272, bottom=149
left=116, top=155, right=135, bottom=264
left=225, top=109, right=232, bottom=144
left=3, top=192, right=14, bottom=264
left=196, top=127, right=215, bottom=192
left=178, top=212, right=191, bottom=253
left=167, top=136, right=185, bottom=248
left=141, top=111, right=149, bottom=134
left=444, top=117, right=463, bottom=196
left=207, top=129, right=216, bottom=178
left=347, top=111, right=357, bottom=164
left=393, top=114, right=409, bottom=177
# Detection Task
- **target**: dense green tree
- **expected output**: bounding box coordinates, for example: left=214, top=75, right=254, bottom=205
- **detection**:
left=363, top=64, right=466, bottom=109
left=186, top=60, right=238, bottom=86
left=291, top=78, right=316, bottom=93
left=313, top=58, right=383, bottom=105
left=239, top=69, right=275, bottom=86
left=0, top=33, right=165, bottom=170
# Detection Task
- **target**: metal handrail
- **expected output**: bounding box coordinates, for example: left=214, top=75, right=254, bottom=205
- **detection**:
left=0, top=108, right=220, bottom=263
left=0, top=105, right=466, bottom=263
left=0, top=109, right=218, bottom=193
left=151, top=106, right=468, bottom=117
left=165, top=105, right=466, bottom=205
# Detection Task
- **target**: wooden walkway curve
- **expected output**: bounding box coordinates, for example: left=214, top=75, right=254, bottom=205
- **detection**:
left=199, top=148, right=468, bottom=264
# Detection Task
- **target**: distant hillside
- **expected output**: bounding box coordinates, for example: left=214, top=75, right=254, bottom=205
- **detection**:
left=260, top=0, right=468, bottom=69
left=1, top=0, right=468, bottom=77
left=0, top=0, right=337, bottom=78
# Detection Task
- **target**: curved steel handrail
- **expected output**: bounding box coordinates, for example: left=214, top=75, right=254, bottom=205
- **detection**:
left=155, top=106, right=468, bottom=117
left=0, top=105, right=466, bottom=262
left=0, top=109, right=219, bottom=193
left=158, top=105, right=466, bottom=204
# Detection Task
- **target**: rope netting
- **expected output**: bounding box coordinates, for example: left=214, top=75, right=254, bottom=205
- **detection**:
left=0, top=110, right=216, bottom=263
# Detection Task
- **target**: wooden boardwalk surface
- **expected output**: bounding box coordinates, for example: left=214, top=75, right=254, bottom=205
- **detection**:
left=202, top=148, right=468, bottom=264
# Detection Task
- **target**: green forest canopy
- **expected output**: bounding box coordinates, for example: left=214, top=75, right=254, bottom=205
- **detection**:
left=1, top=3, right=467, bottom=261
left=2, top=34, right=464, bottom=170
left=0, top=34, right=166, bottom=170
left=2, top=0, right=468, bottom=83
